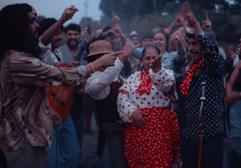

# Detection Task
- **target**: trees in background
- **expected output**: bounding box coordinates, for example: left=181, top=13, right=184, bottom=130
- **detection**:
left=86, top=0, right=241, bottom=45
left=99, top=0, right=235, bottom=17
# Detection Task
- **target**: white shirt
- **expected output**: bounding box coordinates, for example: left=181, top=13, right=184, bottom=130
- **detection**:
left=117, top=68, right=177, bottom=123
left=84, top=58, right=124, bottom=100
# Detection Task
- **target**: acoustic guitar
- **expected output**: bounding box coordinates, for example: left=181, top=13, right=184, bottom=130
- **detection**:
left=46, top=25, right=91, bottom=119
left=45, top=63, right=76, bottom=119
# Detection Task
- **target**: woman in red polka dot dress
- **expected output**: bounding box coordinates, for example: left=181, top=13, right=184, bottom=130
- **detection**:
left=118, top=45, right=180, bottom=168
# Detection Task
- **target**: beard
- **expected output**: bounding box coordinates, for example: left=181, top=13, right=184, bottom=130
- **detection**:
left=23, top=30, right=41, bottom=58
left=67, top=40, right=79, bottom=49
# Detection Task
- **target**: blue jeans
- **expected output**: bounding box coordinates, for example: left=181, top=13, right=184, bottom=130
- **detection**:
left=229, top=100, right=241, bottom=140
left=47, top=114, right=80, bottom=168
left=223, top=100, right=241, bottom=168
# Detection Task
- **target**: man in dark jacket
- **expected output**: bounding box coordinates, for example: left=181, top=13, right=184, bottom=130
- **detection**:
left=177, top=28, right=225, bottom=168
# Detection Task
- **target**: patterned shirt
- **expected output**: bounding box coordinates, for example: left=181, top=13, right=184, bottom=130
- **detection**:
left=118, top=68, right=177, bottom=123
left=162, top=51, right=178, bottom=71
left=0, top=50, right=85, bottom=152
left=176, top=38, right=225, bottom=141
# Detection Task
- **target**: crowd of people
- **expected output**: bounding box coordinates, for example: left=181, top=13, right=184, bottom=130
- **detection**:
left=0, top=2, right=241, bottom=168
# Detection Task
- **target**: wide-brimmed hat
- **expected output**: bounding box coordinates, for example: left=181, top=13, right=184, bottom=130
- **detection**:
left=84, top=40, right=112, bottom=60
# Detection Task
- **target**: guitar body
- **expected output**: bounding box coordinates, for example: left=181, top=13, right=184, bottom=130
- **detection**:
left=45, top=63, right=76, bottom=119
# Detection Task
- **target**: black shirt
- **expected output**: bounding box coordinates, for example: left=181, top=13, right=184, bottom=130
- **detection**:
left=177, top=38, right=225, bottom=141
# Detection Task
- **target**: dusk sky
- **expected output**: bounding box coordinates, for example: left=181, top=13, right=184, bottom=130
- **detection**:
left=0, top=0, right=102, bottom=24
left=0, top=0, right=235, bottom=24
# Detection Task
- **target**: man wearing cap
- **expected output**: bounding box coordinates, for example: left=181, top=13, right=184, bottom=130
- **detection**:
left=176, top=28, right=225, bottom=168
left=84, top=40, right=128, bottom=168
left=129, top=30, right=140, bottom=47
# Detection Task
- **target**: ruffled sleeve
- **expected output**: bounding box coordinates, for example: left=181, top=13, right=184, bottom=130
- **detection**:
left=149, top=68, right=178, bottom=106
left=117, top=74, right=137, bottom=123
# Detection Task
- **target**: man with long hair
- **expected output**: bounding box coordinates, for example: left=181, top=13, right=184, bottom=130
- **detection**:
left=0, top=3, right=116, bottom=168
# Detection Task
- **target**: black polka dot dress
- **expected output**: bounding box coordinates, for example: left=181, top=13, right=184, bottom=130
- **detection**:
left=177, top=38, right=225, bottom=141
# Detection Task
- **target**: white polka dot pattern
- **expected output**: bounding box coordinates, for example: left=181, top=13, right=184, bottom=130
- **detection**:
left=178, top=38, right=225, bottom=141
left=117, top=69, right=177, bottom=123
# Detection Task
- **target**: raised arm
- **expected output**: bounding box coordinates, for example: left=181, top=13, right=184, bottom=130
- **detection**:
left=41, top=6, right=78, bottom=46
left=85, top=55, right=125, bottom=100
left=198, top=37, right=222, bottom=77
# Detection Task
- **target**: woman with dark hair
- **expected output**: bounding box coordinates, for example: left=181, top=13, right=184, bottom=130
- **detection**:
left=118, top=45, right=180, bottom=168
left=154, top=32, right=179, bottom=71
left=0, top=3, right=116, bottom=168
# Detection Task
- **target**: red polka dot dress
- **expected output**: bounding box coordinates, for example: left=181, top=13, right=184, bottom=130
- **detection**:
left=118, top=69, right=180, bottom=168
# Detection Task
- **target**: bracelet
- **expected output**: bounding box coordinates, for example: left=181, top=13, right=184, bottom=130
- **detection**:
left=88, top=63, right=96, bottom=73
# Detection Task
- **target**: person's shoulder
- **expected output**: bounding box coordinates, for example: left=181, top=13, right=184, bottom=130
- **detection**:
left=6, top=50, right=40, bottom=64
left=6, top=50, right=30, bottom=59
left=126, top=71, right=141, bottom=81
left=58, top=45, right=68, bottom=52
left=132, top=71, right=141, bottom=77
left=133, top=47, right=144, bottom=60
left=162, top=68, right=175, bottom=78
left=164, top=67, right=174, bottom=72
left=167, top=51, right=178, bottom=57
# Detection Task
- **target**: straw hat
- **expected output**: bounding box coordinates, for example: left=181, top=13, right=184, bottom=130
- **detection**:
left=84, top=40, right=112, bottom=60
